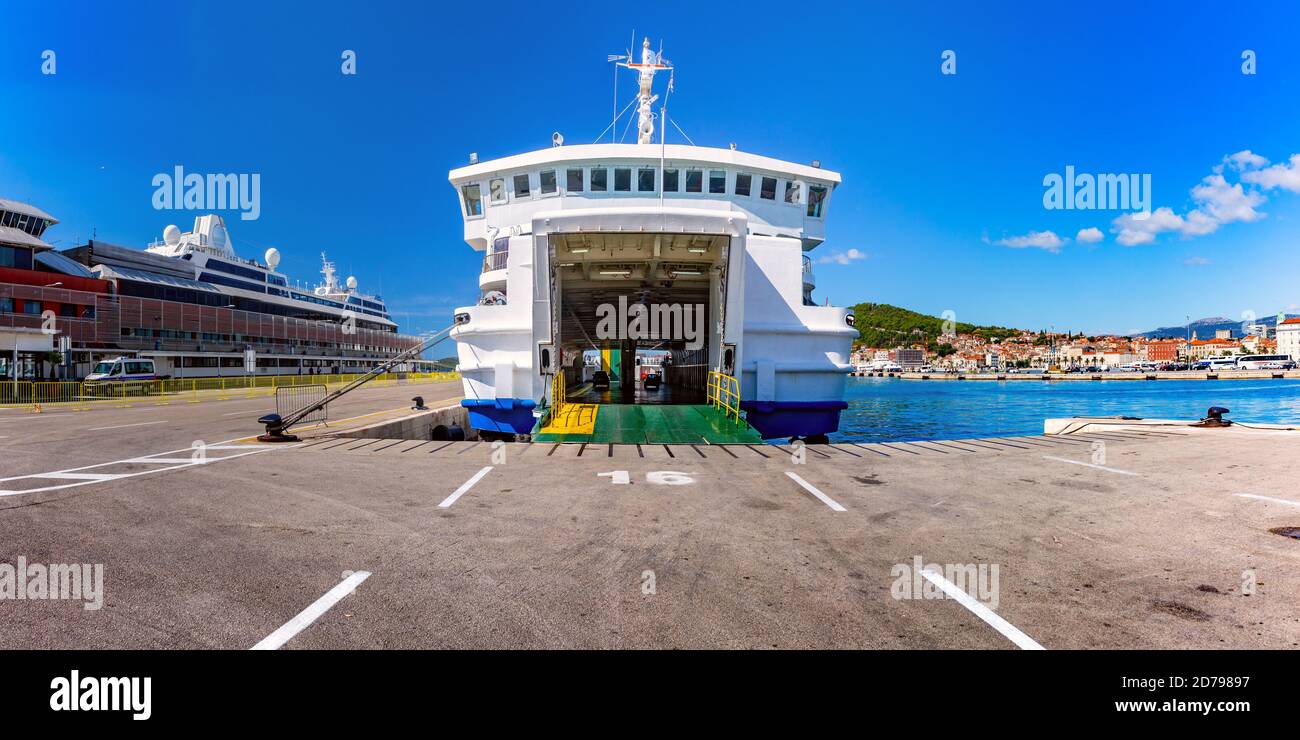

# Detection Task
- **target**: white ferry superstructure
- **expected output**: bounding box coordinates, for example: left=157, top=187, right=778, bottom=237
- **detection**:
left=447, top=39, right=856, bottom=440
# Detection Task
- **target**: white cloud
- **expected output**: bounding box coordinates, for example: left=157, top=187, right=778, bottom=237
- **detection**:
left=1242, top=153, right=1300, bottom=193
left=1112, top=164, right=1268, bottom=245
left=1184, top=256, right=1212, bottom=266
left=1076, top=227, right=1104, bottom=244
left=1190, top=173, right=1265, bottom=224
left=993, top=230, right=1065, bottom=253
left=817, top=247, right=867, bottom=266
left=1224, top=150, right=1268, bottom=171
left=1113, top=207, right=1191, bottom=246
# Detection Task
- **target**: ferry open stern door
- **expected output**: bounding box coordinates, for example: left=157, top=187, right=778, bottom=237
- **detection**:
left=544, top=227, right=743, bottom=409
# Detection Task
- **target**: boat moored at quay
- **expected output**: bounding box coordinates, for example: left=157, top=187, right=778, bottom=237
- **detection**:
left=447, top=39, right=857, bottom=442
left=1, top=201, right=429, bottom=382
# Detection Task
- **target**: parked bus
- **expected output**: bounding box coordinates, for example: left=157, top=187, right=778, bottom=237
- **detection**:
left=1193, top=357, right=1239, bottom=370
left=1235, top=354, right=1296, bottom=370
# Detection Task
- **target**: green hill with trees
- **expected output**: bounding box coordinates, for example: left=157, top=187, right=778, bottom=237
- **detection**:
left=850, top=302, right=1020, bottom=354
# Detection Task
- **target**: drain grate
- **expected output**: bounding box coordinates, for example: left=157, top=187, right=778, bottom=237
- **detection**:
left=1269, top=526, right=1300, bottom=539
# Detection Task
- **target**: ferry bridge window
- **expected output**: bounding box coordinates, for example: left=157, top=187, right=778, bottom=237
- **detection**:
left=590, top=168, right=608, bottom=191
left=638, top=167, right=656, bottom=192
left=23, top=300, right=42, bottom=315
left=685, top=170, right=702, bottom=193
left=760, top=176, right=777, bottom=200
left=709, top=170, right=727, bottom=194
left=540, top=170, right=557, bottom=195
left=0, top=298, right=12, bottom=313
left=513, top=173, right=531, bottom=198
left=566, top=169, right=584, bottom=192
left=614, top=168, right=632, bottom=191
left=489, top=178, right=506, bottom=202
left=784, top=180, right=801, bottom=204
left=663, top=168, right=679, bottom=191
left=735, top=173, right=752, bottom=197
left=461, top=184, right=483, bottom=217
left=807, top=185, right=828, bottom=217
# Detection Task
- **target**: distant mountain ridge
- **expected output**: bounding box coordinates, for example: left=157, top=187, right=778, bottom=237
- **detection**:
left=1135, top=314, right=1290, bottom=339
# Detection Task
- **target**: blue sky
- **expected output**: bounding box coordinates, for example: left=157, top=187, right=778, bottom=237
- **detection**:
left=2, top=0, right=1298, bottom=336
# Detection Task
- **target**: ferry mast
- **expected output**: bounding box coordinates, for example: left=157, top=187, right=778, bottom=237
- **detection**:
left=615, top=37, right=672, bottom=145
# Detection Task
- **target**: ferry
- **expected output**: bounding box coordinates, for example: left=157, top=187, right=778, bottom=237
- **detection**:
left=447, top=39, right=856, bottom=442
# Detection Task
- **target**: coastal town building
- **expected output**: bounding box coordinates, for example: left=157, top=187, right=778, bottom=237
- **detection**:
left=1278, top=318, right=1300, bottom=360
left=1185, top=337, right=1240, bottom=359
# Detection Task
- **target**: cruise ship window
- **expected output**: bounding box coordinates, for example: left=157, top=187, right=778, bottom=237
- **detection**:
left=709, top=170, right=726, bottom=194
left=513, top=173, right=531, bottom=198
left=638, top=167, right=656, bottom=192
left=540, top=170, right=557, bottom=195
left=735, top=173, right=752, bottom=197
left=614, top=168, right=631, bottom=191
left=663, top=168, right=679, bottom=192
left=760, top=176, right=777, bottom=200
left=489, top=178, right=506, bottom=202
left=590, top=168, right=608, bottom=191
left=685, top=170, right=702, bottom=193
left=807, top=185, right=828, bottom=217
left=566, top=169, right=584, bottom=192
left=784, top=180, right=801, bottom=204
left=461, top=185, right=483, bottom=217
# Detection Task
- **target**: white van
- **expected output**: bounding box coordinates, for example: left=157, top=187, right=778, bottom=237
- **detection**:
left=85, top=357, right=157, bottom=382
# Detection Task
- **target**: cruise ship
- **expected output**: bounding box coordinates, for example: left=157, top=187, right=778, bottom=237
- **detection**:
left=447, top=39, right=856, bottom=442
left=0, top=202, right=425, bottom=381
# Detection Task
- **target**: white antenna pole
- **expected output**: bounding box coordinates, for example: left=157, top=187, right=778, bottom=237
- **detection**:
left=660, top=70, right=669, bottom=206
left=612, top=55, right=618, bottom=143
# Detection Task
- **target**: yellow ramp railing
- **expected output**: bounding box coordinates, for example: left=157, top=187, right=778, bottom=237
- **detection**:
left=706, top=371, right=742, bottom=425
left=551, top=373, right=566, bottom=418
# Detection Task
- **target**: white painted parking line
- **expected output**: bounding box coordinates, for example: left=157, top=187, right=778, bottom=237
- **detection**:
left=0, top=436, right=293, bottom=496
left=122, top=457, right=203, bottom=464
left=250, top=571, right=371, bottom=650
left=1235, top=493, right=1300, bottom=508
left=439, top=466, right=493, bottom=508
left=921, top=569, right=1045, bottom=650
left=87, top=421, right=167, bottom=431
left=1041, top=455, right=1138, bottom=476
left=222, top=411, right=253, bottom=416
left=785, top=472, right=846, bottom=512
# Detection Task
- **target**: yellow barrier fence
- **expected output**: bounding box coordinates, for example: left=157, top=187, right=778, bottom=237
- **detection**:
left=0, top=372, right=459, bottom=411
left=706, top=371, right=743, bottom=425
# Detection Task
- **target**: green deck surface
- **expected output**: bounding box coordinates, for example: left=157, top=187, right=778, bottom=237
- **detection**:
left=533, top=404, right=763, bottom=444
